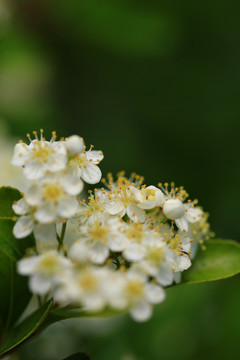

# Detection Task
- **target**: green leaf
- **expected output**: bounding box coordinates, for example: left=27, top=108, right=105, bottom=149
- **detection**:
left=63, top=353, right=91, bottom=360
left=46, top=307, right=124, bottom=329
left=0, top=187, right=22, bottom=219
left=0, top=219, right=35, bottom=333
left=182, top=239, right=240, bottom=284
left=51, top=307, right=123, bottom=322
left=0, top=299, right=54, bottom=358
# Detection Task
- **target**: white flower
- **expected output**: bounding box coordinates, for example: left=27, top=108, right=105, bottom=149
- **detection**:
left=131, top=235, right=176, bottom=286
left=181, top=209, right=210, bottom=259
left=24, top=172, right=83, bottom=224
left=56, top=267, right=108, bottom=311
left=131, top=185, right=165, bottom=209
left=17, top=251, right=72, bottom=295
left=99, top=175, right=147, bottom=223
left=123, top=271, right=165, bottom=322
left=70, top=143, right=104, bottom=184
left=13, top=198, right=57, bottom=241
left=175, top=206, right=203, bottom=232
left=11, top=132, right=67, bottom=180
left=122, top=222, right=149, bottom=262
left=69, top=219, right=125, bottom=265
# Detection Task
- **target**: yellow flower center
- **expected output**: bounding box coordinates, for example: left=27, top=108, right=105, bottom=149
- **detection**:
left=43, top=183, right=64, bottom=203
left=37, top=254, right=60, bottom=275
left=125, top=224, right=144, bottom=243
left=32, top=141, right=53, bottom=163
left=146, top=247, right=165, bottom=265
left=126, top=279, right=144, bottom=301
left=89, top=223, right=108, bottom=243
left=79, top=271, right=98, bottom=291
left=141, top=188, right=156, bottom=202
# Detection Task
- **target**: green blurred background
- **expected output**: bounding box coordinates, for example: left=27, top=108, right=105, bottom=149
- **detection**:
left=0, top=1, right=239, bottom=359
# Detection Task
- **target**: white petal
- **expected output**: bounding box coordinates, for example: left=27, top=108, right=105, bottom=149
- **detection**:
left=105, top=200, right=125, bottom=216
left=190, top=241, right=198, bottom=259
left=29, top=274, right=51, bottom=295
left=83, top=295, right=105, bottom=311
left=33, top=223, right=56, bottom=242
left=86, top=150, right=104, bottom=164
left=177, top=254, right=191, bottom=271
left=25, top=186, right=42, bottom=206
left=127, top=203, right=146, bottom=223
left=13, top=216, right=33, bottom=239
left=12, top=198, right=29, bottom=215
left=89, top=243, right=109, bottom=264
left=175, top=217, right=189, bottom=232
left=34, top=203, right=56, bottom=224
left=60, top=175, right=84, bottom=196
left=11, top=143, right=29, bottom=166
left=49, top=143, right=67, bottom=172
left=17, top=256, right=38, bottom=275
left=81, top=163, right=102, bottom=184
left=156, top=266, right=174, bottom=286
left=68, top=240, right=89, bottom=263
left=57, top=198, right=79, bottom=218
left=108, top=235, right=128, bottom=252
left=23, top=162, right=46, bottom=180
left=145, top=284, right=165, bottom=304
left=130, top=301, right=153, bottom=322
left=130, top=186, right=142, bottom=202
left=154, top=187, right=166, bottom=207
left=124, top=244, right=145, bottom=262
left=185, top=207, right=203, bottom=223
left=173, top=272, right=181, bottom=284
left=181, top=239, right=191, bottom=252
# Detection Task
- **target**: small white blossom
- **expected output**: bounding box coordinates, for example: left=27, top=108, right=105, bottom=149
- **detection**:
left=17, top=251, right=72, bottom=295
left=131, top=185, right=165, bottom=209
left=175, top=205, right=203, bottom=232
left=13, top=198, right=57, bottom=241
left=69, top=219, right=125, bottom=265
left=70, top=142, right=104, bottom=184
left=11, top=131, right=67, bottom=180
left=24, top=172, right=82, bottom=224
left=123, top=271, right=165, bottom=322
left=55, top=267, right=109, bottom=311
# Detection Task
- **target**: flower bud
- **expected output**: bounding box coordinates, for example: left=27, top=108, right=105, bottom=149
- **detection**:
left=65, top=135, right=84, bottom=155
left=163, top=199, right=185, bottom=220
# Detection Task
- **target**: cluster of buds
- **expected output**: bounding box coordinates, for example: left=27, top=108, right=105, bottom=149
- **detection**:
left=12, top=131, right=211, bottom=321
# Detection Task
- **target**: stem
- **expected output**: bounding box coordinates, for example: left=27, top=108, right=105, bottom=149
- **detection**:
left=37, top=295, right=42, bottom=308
left=57, top=222, right=67, bottom=250
left=161, top=216, right=168, bottom=224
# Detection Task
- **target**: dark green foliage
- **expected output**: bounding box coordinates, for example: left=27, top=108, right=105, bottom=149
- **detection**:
left=0, top=300, right=54, bottom=358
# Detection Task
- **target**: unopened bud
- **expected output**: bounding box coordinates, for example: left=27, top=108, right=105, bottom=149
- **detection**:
left=65, top=135, right=84, bottom=155
left=163, top=199, right=185, bottom=220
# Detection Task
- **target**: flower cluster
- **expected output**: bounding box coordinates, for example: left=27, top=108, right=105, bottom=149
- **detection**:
left=12, top=131, right=211, bottom=322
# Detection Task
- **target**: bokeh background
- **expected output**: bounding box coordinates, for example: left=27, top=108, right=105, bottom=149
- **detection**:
left=0, top=1, right=239, bottom=359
